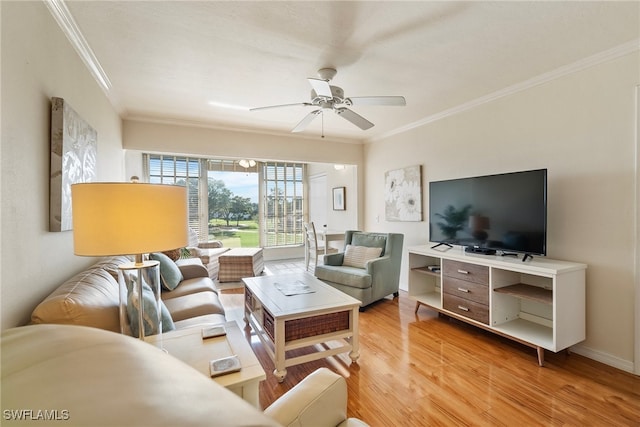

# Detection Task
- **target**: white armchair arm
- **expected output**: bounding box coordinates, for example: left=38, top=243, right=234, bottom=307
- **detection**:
left=263, top=368, right=368, bottom=427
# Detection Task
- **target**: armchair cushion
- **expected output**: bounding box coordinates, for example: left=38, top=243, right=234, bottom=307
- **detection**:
left=342, top=245, right=382, bottom=268
left=150, top=252, right=183, bottom=291
left=197, top=240, right=223, bottom=249
left=315, top=265, right=372, bottom=289
left=351, top=233, right=387, bottom=255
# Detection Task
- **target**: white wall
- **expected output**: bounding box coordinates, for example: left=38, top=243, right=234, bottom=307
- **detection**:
left=0, top=2, right=124, bottom=329
left=307, top=163, right=360, bottom=234
left=123, top=119, right=364, bottom=165
left=363, top=52, right=639, bottom=371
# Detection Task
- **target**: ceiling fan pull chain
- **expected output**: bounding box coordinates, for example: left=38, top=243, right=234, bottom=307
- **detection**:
left=321, top=112, right=325, bottom=139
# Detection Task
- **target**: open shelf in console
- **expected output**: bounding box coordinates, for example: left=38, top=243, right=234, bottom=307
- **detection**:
left=491, top=318, right=553, bottom=350
left=494, top=284, right=552, bottom=305
left=408, top=253, right=442, bottom=311
left=491, top=267, right=554, bottom=351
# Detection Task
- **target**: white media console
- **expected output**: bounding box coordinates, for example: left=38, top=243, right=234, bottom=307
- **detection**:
left=408, top=245, right=587, bottom=365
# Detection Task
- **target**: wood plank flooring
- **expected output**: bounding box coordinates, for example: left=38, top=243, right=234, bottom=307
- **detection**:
left=218, top=260, right=639, bottom=426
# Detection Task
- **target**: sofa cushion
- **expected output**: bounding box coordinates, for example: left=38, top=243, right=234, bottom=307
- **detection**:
left=163, top=291, right=226, bottom=322
left=30, top=266, right=121, bottom=332
left=351, top=232, right=387, bottom=255
left=342, top=245, right=383, bottom=269
left=315, top=265, right=372, bottom=290
left=175, top=258, right=210, bottom=280
left=127, top=282, right=175, bottom=337
left=150, top=252, right=183, bottom=291
left=162, top=277, right=217, bottom=300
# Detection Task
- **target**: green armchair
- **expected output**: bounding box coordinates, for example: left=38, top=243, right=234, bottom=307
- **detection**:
left=314, top=231, right=404, bottom=309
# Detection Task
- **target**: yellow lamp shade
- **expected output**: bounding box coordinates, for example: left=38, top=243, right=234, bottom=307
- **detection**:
left=71, top=182, right=188, bottom=256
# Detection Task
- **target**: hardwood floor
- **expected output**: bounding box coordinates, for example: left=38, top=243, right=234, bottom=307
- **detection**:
left=219, top=260, right=639, bottom=426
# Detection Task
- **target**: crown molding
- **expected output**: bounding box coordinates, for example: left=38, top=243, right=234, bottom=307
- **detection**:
left=370, top=39, right=640, bottom=143
left=44, top=0, right=112, bottom=93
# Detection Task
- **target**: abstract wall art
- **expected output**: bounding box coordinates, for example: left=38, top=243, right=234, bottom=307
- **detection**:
left=50, top=97, right=97, bottom=232
left=384, top=165, right=422, bottom=222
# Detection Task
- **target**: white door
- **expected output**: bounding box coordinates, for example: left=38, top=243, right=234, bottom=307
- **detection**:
left=309, top=173, right=328, bottom=229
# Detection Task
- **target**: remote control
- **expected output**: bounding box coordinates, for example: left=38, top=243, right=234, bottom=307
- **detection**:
left=202, top=325, right=227, bottom=339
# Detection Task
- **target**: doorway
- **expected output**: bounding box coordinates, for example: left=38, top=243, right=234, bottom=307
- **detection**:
left=309, top=173, right=328, bottom=230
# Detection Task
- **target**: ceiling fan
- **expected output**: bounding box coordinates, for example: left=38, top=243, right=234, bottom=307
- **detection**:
left=250, top=68, right=406, bottom=133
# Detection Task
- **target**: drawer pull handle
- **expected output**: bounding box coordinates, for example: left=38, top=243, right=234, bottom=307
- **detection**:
left=457, top=305, right=469, bottom=312
left=457, top=287, right=470, bottom=293
left=457, top=269, right=469, bottom=274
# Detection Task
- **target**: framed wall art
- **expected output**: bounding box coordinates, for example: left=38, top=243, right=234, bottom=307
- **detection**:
left=333, top=186, right=346, bottom=211
left=50, top=97, right=97, bottom=232
left=384, top=165, right=422, bottom=222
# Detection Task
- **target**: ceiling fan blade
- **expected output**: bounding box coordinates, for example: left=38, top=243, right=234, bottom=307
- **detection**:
left=292, top=110, right=322, bottom=133
left=334, top=107, right=374, bottom=130
left=346, top=96, right=406, bottom=106
left=250, top=102, right=312, bottom=112
left=307, top=78, right=333, bottom=98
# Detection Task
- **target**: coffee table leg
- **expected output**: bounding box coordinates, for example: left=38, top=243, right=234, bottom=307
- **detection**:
left=349, top=307, right=360, bottom=362
left=274, top=319, right=287, bottom=382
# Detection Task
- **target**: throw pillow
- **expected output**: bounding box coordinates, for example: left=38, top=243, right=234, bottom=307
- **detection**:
left=352, top=233, right=387, bottom=256
left=127, top=281, right=175, bottom=337
left=342, top=245, right=383, bottom=269
left=150, top=252, right=183, bottom=291
left=161, top=248, right=181, bottom=261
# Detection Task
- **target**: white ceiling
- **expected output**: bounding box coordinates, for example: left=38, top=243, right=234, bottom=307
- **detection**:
left=58, top=1, right=639, bottom=143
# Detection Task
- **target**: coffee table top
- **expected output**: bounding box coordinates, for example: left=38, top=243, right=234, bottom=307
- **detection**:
left=243, top=272, right=361, bottom=318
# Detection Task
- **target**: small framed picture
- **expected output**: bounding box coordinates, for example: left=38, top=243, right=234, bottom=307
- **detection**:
left=333, top=187, right=346, bottom=211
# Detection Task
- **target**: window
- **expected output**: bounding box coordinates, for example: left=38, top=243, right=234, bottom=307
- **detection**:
left=263, top=162, right=305, bottom=247
left=144, top=156, right=306, bottom=248
left=145, top=154, right=205, bottom=238
left=206, top=160, right=259, bottom=248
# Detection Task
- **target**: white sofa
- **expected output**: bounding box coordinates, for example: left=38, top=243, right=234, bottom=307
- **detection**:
left=29, top=255, right=227, bottom=334
left=1, top=324, right=368, bottom=427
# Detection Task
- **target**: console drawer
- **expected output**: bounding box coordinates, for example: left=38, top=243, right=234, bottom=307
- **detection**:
left=442, top=260, right=489, bottom=285
left=443, top=293, right=489, bottom=325
left=443, top=276, right=489, bottom=305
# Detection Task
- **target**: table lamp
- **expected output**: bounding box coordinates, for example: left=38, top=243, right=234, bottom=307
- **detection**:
left=71, top=180, right=188, bottom=343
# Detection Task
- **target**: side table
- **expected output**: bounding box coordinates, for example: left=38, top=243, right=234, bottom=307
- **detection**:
left=145, top=321, right=265, bottom=407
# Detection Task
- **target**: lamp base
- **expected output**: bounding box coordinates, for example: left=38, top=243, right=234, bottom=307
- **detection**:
left=118, top=260, right=163, bottom=347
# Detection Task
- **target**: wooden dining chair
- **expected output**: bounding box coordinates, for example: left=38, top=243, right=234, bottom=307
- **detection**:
left=303, top=222, right=319, bottom=272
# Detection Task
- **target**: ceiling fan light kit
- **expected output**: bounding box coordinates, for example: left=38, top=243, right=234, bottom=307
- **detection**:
left=251, top=67, right=405, bottom=134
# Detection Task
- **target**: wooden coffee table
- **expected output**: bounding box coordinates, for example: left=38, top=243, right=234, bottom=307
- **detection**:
left=243, top=272, right=361, bottom=382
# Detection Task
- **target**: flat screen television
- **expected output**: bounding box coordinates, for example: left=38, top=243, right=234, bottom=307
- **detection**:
left=429, top=169, right=547, bottom=256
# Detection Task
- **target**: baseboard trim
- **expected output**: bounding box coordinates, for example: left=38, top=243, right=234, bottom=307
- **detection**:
left=570, top=344, right=635, bottom=374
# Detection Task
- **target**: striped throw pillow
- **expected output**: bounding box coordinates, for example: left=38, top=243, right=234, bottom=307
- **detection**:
left=342, top=245, right=383, bottom=268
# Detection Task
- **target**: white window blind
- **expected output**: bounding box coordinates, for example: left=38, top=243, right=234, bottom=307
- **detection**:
left=262, top=162, right=305, bottom=247
left=146, top=154, right=204, bottom=238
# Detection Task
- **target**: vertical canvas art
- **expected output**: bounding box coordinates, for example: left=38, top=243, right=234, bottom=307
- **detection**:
left=50, top=97, right=97, bottom=232
left=385, top=165, right=422, bottom=221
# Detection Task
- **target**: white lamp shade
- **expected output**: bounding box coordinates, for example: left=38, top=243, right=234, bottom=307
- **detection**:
left=71, top=182, right=188, bottom=256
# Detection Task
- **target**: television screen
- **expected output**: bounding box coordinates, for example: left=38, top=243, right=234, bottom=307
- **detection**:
left=429, top=169, right=547, bottom=256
